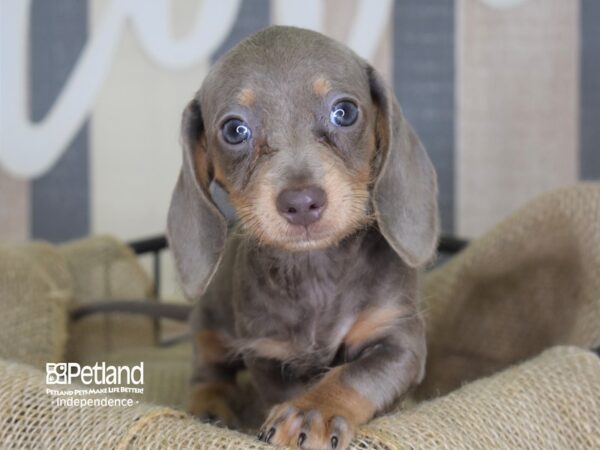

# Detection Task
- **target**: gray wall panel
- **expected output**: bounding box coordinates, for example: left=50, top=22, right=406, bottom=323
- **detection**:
left=30, top=0, right=89, bottom=242
left=580, top=0, right=600, bottom=180
left=394, top=0, right=455, bottom=233
left=212, top=0, right=271, bottom=61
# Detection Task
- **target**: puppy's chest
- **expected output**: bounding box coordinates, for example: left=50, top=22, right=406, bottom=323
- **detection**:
left=238, top=274, right=361, bottom=371
left=235, top=238, right=395, bottom=372
left=241, top=306, right=355, bottom=374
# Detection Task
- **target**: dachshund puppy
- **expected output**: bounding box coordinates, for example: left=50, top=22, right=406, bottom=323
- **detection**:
left=168, top=26, right=439, bottom=450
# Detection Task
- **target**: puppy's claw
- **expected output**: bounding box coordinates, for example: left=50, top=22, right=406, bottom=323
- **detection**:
left=260, top=402, right=354, bottom=449
left=204, top=413, right=218, bottom=423
left=297, top=432, right=306, bottom=446
left=331, top=435, right=339, bottom=449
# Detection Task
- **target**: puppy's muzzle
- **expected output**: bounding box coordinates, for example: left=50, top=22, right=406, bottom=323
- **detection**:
left=276, top=185, right=327, bottom=226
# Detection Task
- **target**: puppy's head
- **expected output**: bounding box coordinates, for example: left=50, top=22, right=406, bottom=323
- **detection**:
left=168, top=26, right=439, bottom=299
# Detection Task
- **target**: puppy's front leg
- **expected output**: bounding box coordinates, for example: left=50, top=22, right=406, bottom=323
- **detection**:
left=188, top=329, right=242, bottom=428
left=258, top=317, right=425, bottom=450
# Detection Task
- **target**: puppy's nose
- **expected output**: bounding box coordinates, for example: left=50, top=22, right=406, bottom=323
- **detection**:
left=276, top=186, right=327, bottom=226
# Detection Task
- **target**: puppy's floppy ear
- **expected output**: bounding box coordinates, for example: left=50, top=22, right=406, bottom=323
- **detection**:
left=368, top=65, right=439, bottom=267
left=167, top=98, right=227, bottom=300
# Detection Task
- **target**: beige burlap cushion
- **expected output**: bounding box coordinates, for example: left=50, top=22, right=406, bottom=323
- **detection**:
left=59, top=235, right=155, bottom=361
left=362, top=346, right=600, bottom=449
left=419, top=183, right=600, bottom=398
left=0, top=235, right=156, bottom=368
left=0, top=243, right=70, bottom=369
left=0, top=346, right=597, bottom=449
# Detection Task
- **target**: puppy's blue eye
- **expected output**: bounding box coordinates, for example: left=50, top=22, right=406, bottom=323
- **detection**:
left=222, top=119, right=251, bottom=145
left=330, top=101, right=358, bottom=127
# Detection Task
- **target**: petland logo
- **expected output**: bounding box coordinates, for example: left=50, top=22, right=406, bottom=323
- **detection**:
left=46, top=362, right=144, bottom=386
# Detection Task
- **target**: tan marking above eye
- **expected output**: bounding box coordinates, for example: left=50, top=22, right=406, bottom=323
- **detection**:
left=313, top=77, right=332, bottom=97
left=344, top=305, right=410, bottom=349
left=237, top=87, right=256, bottom=106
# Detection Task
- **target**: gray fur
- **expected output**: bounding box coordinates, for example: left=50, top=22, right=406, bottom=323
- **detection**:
left=168, top=26, right=438, bottom=449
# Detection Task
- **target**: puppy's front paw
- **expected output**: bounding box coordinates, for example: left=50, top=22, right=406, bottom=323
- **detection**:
left=188, top=382, right=239, bottom=428
left=258, top=402, right=354, bottom=450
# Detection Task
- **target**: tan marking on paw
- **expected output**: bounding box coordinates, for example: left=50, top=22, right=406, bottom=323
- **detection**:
left=259, top=368, right=374, bottom=449
left=294, top=367, right=375, bottom=424
left=188, top=381, right=239, bottom=428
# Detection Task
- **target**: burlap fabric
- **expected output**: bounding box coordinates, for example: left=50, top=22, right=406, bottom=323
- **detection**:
left=0, top=346, right=597, bottom=449
left=59, top=236, right=155, bottom=362
left=418, top=183, right=600, bottom=399
left=0, top=243, right=70, bottom=369
left=362, top=346, right=600, bottom=449
left=0, top=236, right=155, bottom=369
